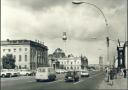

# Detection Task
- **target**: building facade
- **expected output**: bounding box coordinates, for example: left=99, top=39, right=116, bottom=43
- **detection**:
left=117, top=41, right=128, bottom=69
left=58, top=56, right=88, bottom=71
left=1, top=39, right=48, bottom=70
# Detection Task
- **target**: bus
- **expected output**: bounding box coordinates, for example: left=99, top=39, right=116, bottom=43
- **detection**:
left=35, top=67, right=56, bottom=82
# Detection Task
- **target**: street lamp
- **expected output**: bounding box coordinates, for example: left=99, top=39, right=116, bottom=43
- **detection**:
left=72, top=1, right=110, bottom=67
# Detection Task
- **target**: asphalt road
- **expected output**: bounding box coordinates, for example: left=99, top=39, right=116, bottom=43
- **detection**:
left=1, top=71, right=105, bottom=90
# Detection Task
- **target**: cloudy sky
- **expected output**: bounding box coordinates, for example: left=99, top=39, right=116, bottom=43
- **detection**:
left=1, top=0, right=127, bottom=64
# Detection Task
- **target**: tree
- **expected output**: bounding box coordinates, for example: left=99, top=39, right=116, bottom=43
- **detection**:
left=2, top=54, right=16, bottom=69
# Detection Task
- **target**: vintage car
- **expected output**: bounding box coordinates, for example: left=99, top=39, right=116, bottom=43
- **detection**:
left=65, top=71, right=79, bottom=82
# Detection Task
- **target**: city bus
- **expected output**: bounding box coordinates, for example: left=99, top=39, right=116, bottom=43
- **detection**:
left=35, top=67, right=56, bottom=82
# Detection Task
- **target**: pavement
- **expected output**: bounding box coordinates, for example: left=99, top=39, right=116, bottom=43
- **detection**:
left=98, top=74, right=128, bottom=89
left=1, top=71, right=105, bottom=90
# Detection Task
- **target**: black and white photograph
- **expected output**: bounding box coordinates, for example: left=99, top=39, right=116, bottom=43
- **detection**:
left=1, top=0, right=128, bottom=90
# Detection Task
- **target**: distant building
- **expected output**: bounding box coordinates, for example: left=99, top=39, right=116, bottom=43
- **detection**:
left=58, top=56, right=88, bottom=71
left=48, top=54, right=60, bottom=70
left=99, top=56, right=103, bottom=70
left=1, top=39, right=48, bottom=70
left=48, top=48, right=88, bottom=71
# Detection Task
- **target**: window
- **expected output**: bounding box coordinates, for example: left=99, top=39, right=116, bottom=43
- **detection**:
left=25, top=55, right=27, bottom=61
left=74, top=67, right=76, bottom=69
left=77, top=66, right=79, bottom=69
left=3, top=49, right=5, bottom=52
left=25, top=48, right=27, bottom=51
left=19, top=48, right=22, bottom=51
left=8, top=49, right=11, bottom=52
left=19, top=55, right=21, bottom=61
left=19, top=65, right=21, bottom=69
left=14, top=49, right=16, bottom=52
left=71, top=62, right=72, bottom=64
left=67, top=67, right=69, bottom=69
left=24, top=65, right=27, bottom=69
left=71, top=66, right=73, bottom=69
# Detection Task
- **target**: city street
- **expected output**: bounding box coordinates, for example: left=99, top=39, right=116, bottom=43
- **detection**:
left=1, top=0, right=127, bottom=90
left=1, top=71, right=104, bottom=90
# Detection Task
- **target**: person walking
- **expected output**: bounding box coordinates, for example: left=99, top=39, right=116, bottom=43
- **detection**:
left=105, top=67, right=110, bottom=82
left=114, top=68, right=117, bottom=79
left=123, top=68, right=126, bottom=78
left=109, top=68, right=114, bottom=86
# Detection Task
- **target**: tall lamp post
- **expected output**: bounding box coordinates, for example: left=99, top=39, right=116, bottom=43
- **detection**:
left=72, top=1, right=110, bottom=67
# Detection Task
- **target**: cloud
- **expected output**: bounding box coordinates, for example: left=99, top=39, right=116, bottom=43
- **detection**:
left=2, top=0, right=127, bottom=64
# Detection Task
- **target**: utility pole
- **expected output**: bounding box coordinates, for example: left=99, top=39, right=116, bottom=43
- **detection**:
left=106, top=37, right=110, bottom=67
left=72, top=1, right=109, bottom=68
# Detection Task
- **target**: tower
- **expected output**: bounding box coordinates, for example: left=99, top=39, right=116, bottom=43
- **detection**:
left=62, top=32, right=67, bottom=56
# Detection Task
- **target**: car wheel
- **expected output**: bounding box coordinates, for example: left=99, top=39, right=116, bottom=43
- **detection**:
left=2, top=74, right=5, bottom=78
left=36, top=79, right=40, bottom=82
left=53, top=75, right=56, bottom=81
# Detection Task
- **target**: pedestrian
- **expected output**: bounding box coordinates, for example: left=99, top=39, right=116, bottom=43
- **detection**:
left=113, top=68, right=117, bottom=79
left=109, top=68, right=114, bottom=86
left=123, top=68, right=126, bottom=78
left=105, top=67, right=110, bottom=82
left=119, top=68, right=123, bottom=79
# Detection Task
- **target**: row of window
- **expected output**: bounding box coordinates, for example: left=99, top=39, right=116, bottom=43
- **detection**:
left=60, top=61, right=80, bottom=65
left=17, top=65, right=28, bottom=69
left=14, top=55, right=27, bottom=62
left=66, top=66, right=80, bottom=70
left=3, top=48, right=28, bottom=52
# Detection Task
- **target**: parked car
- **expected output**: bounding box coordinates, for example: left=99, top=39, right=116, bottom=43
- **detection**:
left=65, top=71, right=79, bottom=82
left=18, top=69, right=32, bottom=76
left=8, top=69, right=20, bottom=77
left=56, top=69, right=67, bottom=74
left=81, top=70, right=89, bottom=77
left=35, top=67, right=56, bottom=82
left=0, top=69, right=19, bottom=77
left=0, top=69, right=10, bottom=77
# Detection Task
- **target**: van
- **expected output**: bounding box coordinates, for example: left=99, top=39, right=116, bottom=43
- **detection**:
left=35, top=67, right=56, bottom=82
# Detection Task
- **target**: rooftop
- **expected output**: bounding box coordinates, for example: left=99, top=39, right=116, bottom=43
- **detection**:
left=1, top=39, right=48, bottom=49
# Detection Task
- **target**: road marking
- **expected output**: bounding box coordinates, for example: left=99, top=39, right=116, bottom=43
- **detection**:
left=73, top=80, right=84, bottom=84
left=43, top=80, right=63, bottom=84
left=73, top=73, right=103, bottom=85
left=88, top=77, right=92, bottom=79
left=27, top=80, right=35, bottom=82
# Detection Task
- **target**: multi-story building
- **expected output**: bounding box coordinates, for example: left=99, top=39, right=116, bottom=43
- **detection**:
left=58, top=56, right=88, bottom=71
left=99, top=56, right=103, bottom=70
left=1, top=39, right=48, bottom=70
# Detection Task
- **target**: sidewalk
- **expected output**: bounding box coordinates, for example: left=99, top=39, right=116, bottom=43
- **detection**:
left=98, top=76, right=128, bottom=89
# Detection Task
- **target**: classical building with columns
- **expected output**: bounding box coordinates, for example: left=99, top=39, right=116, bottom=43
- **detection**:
left=1, top=39, right=48, bottom=70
